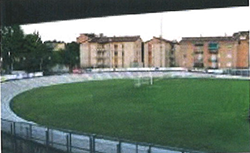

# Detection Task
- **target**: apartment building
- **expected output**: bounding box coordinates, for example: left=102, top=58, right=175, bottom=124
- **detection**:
left=234, top=31, right=249, bottom=68
left=178, top=31, right=249, bottom=69
left=144, top=37, right=179, bottom=67
left=77, top=34, right=143, bottom=68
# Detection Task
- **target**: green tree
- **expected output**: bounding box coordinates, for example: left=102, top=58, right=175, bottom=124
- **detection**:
left=62, top=42, right=80, bottom=70
left=1, top=25, right=25, bottom=73
left=1, top=25, right=53, bottom=73
left=15, top=32, right=52, bottom=72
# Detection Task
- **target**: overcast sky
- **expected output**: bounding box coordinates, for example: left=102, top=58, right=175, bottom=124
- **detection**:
left=21, top=6, right=249, bottom=43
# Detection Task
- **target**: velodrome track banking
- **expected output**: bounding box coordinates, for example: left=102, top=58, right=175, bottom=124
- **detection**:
left=1, top=71, right=250, bottom=153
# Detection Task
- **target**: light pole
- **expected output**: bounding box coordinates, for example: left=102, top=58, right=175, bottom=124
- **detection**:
left=8, top=51, right=13, bottom=73
left=109, top=38, right=112, bottom=69
left=40, top=58, right=43, bottom=71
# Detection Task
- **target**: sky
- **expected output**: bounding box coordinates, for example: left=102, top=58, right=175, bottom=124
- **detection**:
left=21, top=6, right=250, bottom=43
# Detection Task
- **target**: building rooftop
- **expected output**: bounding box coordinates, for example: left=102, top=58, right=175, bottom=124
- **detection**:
left=89, top=36, right=141, bottom=43
left=233, top=31, right=249, bottom=39
left=181, top=36, right=235, bottom=42
left=181, top=31, right=249, bottom=43
left=145, top=37, right=176, bottom=44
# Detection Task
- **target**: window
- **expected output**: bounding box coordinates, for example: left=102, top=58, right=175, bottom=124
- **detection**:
left=227, top=54, right=232, bottom=58
left=114, top=44, right=118, bottom=52
left=194, top=43, right=204, bottom=46
left=208, top=42, right=219, bottom=52
left=211, top=54, right=217, bottom=60
left=194, top=46, right=203, bottom=53
left=197, top=54, right=203, bottom=60
left=226, top=62, right=232, bottom=67
left=148, top=51, right=152, bottom=57
left=227, top=45, right=232, bottom=49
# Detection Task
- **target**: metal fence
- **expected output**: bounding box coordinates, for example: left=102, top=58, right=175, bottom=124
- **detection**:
left=226, top=69, right=250, bottom=76
left=1, top=119, right=203, bottom=153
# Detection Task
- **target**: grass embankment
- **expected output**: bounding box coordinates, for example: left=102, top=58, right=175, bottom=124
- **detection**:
left=11, top=78, right=250, bottom=152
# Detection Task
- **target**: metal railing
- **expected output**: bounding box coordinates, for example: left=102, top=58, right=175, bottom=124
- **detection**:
left=1, top=119, right=203, bottom=153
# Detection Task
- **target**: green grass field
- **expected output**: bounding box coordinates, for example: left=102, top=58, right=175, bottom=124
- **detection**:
left=11, top=78, right=250, bottom=152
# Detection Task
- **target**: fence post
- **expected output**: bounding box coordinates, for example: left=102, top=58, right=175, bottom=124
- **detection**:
left=92, top=134, right=96, bottom=153
left=26, top=127, right=29, bottom=139
left=69, top=133, right=72, bottom=153
left=13, top=122, right=16, bottom=137
left=46, top=128, right=49, bottom=151
left=117, top=140, right=121, bottom=153
left=89, top=134, right=96, bottom=153
left=51, top=129, right=54, bottom=147
left=136, top=143, right=138, bottom=153
left=147, top=145, right=152, bottom=153
left=29, top=124, right=32, bottom=139
left=66, top=134, right=69, bottom=153
left=89, top=135, right=93, bottom=153
left=11, top=122, right=17, bottom=153
left=10, top=123, right=13, bottom=135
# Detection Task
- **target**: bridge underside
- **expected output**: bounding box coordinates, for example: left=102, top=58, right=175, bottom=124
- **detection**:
left=1, top=0, right=249, bottom=26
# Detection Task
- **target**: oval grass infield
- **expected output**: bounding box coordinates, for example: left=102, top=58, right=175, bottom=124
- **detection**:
left=11, top=78, right=250, bottom=152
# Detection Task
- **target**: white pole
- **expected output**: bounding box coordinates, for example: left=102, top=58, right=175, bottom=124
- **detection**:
left=150, top=72, right=153, bottom=85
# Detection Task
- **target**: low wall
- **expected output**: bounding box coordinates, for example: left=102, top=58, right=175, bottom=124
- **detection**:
left=0, top=72, right=43, bottom=82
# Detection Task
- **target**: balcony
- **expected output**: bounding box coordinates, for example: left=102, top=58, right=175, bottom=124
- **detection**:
left=194, top=50, right=203, bottom=54
left=209, top=63, right=218, bottom=69
left=193, top=58, right=204, bottom=67
left=208, top=59, right=218, bottom=62
left=208, top=43, right=219, bottom=53
left=96, top=56, right=106, bottom=60
left=209, top=50, right=218, bottom=53
left=96, top=63, right=108, bottom=68
left=193, top=62, right=204, bottom=68
left=169, top=55, right=175, bottom=60
left=97, top=49, right=106, bottom=54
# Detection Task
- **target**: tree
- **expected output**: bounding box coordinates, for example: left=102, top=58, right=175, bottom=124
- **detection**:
left=13, top=32, right=53, bottom=72
left=1, top=25, right=25, bottom=73
left=62, top=42, right=80, bottom=70
left=1, top=25, right=53, bottom=73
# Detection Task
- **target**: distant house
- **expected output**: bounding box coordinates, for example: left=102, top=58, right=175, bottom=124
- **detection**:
left=144, top=37, right=179, bottom=67
left=77, top=34, right=143, bottom=68
left=178, top=31, right=249, bottom=69
left=50, top=64, right=69, bottom=73
left=44, top=41, right=66, bottom=51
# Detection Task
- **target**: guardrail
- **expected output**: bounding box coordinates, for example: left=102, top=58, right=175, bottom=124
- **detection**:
left=1, top=119, right=203, bottom=153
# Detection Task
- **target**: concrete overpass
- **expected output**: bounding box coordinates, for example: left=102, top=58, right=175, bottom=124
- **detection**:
left=1, top=0, right=249, bottom=26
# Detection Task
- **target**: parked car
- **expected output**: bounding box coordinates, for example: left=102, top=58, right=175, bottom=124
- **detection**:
left=72, top=69, right=82, bottom=74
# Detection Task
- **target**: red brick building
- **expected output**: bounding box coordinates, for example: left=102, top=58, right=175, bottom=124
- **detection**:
left=178, top=31, right=249, bottom=69
left=234, top=31, right=249, bottom=68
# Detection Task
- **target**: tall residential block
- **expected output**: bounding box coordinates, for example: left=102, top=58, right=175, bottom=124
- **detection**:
left=178, top=31, right=249, bottom=69
left=234, top=31, right=249, bottom=68
left=144, top=37, right=179, bottom=67
left=77, top=34, right=143, bottom=68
